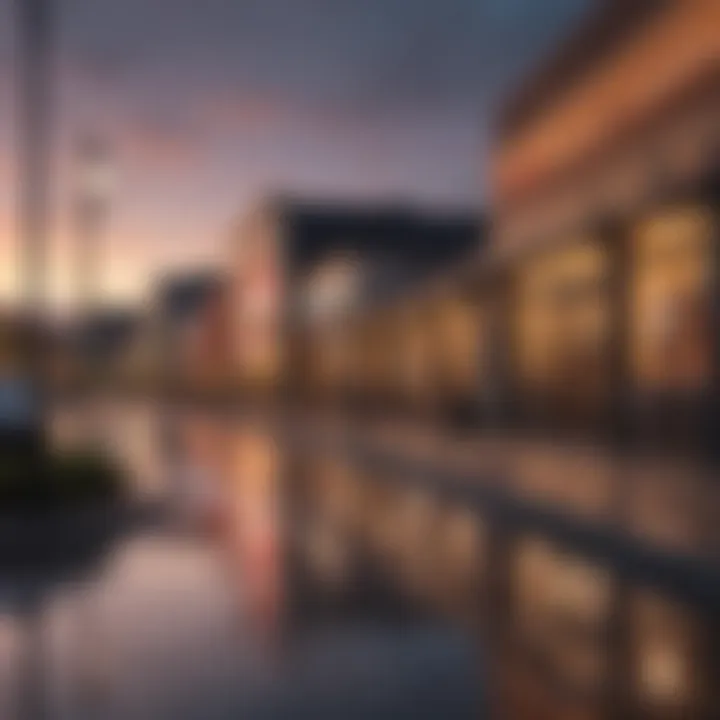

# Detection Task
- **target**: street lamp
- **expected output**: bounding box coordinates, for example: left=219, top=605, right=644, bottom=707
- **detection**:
left=3, top=0, right=54, bottom=455
left=74, top=133, right=114, bottom=318
left=15, top=0, right=53, bottom=314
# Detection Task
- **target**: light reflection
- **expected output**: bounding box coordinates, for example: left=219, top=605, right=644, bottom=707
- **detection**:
left=227, top=428, right=284, bottom=651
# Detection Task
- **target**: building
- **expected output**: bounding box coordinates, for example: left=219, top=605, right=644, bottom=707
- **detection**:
left=319, top=0, right=720, bottom=448
left=70, top=310, right=141, bottom=378
left=488, top=0, right=720, bottom=452
left=151, top=272, right=228, bottom=390
left=230, top=197, right=482, bottom=399
left=185, top=278, right=234, bottom=391
left=279, top=5, right=720, bottom=719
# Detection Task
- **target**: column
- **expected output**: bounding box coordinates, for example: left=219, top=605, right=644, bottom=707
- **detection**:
left=601, top=218, right=632, bottom=453
left=703, top=167, right=720, bottom=465
left=483, top=266, right=515, bottom=431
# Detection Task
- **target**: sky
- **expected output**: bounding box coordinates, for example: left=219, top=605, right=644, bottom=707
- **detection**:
left=0, top=0, right=593, bottom=311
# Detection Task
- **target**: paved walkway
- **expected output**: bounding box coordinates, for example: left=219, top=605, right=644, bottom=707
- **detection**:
left=1, top=401, right=479, bottom=720
left=0, top=532, right=264, bottom=720
left=296, top=412, right=718, bottom=558
left=0, top=529, right=478, bottom=720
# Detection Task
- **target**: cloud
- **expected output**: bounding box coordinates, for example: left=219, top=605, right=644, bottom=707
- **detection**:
left=199, top=92, right=285, bottom=135
left=59, top=0, right=591, bottom=121
left=116, top=115, right=204, bottom=174
left=112, top=90, right=289, bottom=176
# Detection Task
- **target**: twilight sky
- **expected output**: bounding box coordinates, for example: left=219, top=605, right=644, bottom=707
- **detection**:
left=0, top=0, right=592, bottom=310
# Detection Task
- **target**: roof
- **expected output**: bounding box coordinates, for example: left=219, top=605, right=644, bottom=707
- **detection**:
left=498, top=0, right=668, bottom=141
left=276, top=198, right=483, bottom=276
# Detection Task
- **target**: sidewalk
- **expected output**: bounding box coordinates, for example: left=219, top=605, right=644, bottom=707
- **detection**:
left=295, top=412, right=718, bottom=559
left=0, top=532, right=261, bottom=720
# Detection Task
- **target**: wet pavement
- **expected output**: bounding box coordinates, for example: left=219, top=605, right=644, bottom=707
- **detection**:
left=0, top=399, right=716, bottom=719
left=292, top=411, right=719, bottom=557
left=0, top=401, right=480, bottom=720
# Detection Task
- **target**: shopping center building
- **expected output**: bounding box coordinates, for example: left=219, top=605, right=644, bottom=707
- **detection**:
left=303, top=0, right=720, bottom=457
left=490, top=0, right=720, bottom=452
left=230, top=5, right=720, bottom=719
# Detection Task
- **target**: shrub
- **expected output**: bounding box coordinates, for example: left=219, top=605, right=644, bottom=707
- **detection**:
left=0, top=446, right=124, bottom=511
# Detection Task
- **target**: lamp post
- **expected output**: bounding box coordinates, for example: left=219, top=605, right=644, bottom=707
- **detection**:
left=15, top=0, right=53, bottom=315
left=73, top=134, right=114, bottom=387
left=74, top=133, right=114, bottom=319
left=5, top=0, right=54, bottom=456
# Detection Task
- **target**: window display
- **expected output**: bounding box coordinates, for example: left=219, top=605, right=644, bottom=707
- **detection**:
left=515, top=238, right=611, bottom=423
left=630, top=205, right=714, bottom=393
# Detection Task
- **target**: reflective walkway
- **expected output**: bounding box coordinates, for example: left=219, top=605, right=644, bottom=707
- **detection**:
left=0, top=400, right=479, bottom=720
left=1, top=399, right=714, bottom=719
left=295, top=412, right=718, bottom=558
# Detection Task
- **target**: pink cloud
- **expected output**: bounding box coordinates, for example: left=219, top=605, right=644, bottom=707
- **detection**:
left=117, top=118, right=203, bottom=173
left=200, top=92, right=285, bottom=134
left=114, top=92, right=286, bottom=174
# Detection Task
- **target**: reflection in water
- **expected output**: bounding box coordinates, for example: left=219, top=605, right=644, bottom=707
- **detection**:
left=1, top=401, right=713, bottom=719
left=227, top=427, right=284, bottom=654
left=289, top=434, right=716, bottom=720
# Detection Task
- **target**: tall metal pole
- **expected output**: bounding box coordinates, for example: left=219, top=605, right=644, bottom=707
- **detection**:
left=73, top=133, right=113, bottom=392
left=74, top=134, right=111, bottom=319
left=13, top=0, right=54, bottom=452
left=15, top=0, right=54, bottom=319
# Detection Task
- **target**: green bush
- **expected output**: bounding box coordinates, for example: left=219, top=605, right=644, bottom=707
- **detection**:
left=0, top=447, right=125, bottom=511
left=50, top=450, right=124, bottom=501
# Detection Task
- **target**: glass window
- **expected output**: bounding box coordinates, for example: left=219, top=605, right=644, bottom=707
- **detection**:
left=515, top=238, right=611, bottom=419
left=630, top=204, right=715, bottom=393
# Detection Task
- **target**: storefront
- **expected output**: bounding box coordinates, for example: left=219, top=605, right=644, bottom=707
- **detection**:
left=350, top=316, right=395, bottom=409
left=394, top=302, right=440, bottom=412
left=431, top=290, right=487, bottom=421
left=488, top=0, right=720, bottom=452
left=512, top=238, right=612, bottom=432
left=628, top=202, right=716, bottom=451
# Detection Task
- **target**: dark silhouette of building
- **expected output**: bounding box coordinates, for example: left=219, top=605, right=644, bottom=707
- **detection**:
left=230, top=197, right=483, bottom=393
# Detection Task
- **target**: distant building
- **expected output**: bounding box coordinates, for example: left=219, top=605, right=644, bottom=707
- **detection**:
left=185, top=279, right=234, bottom=390
left=151, top=272, right=228, bottom=388
left=230, top=197, right=482, bottom=394
left=72, top=310, right=141, bottom=369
